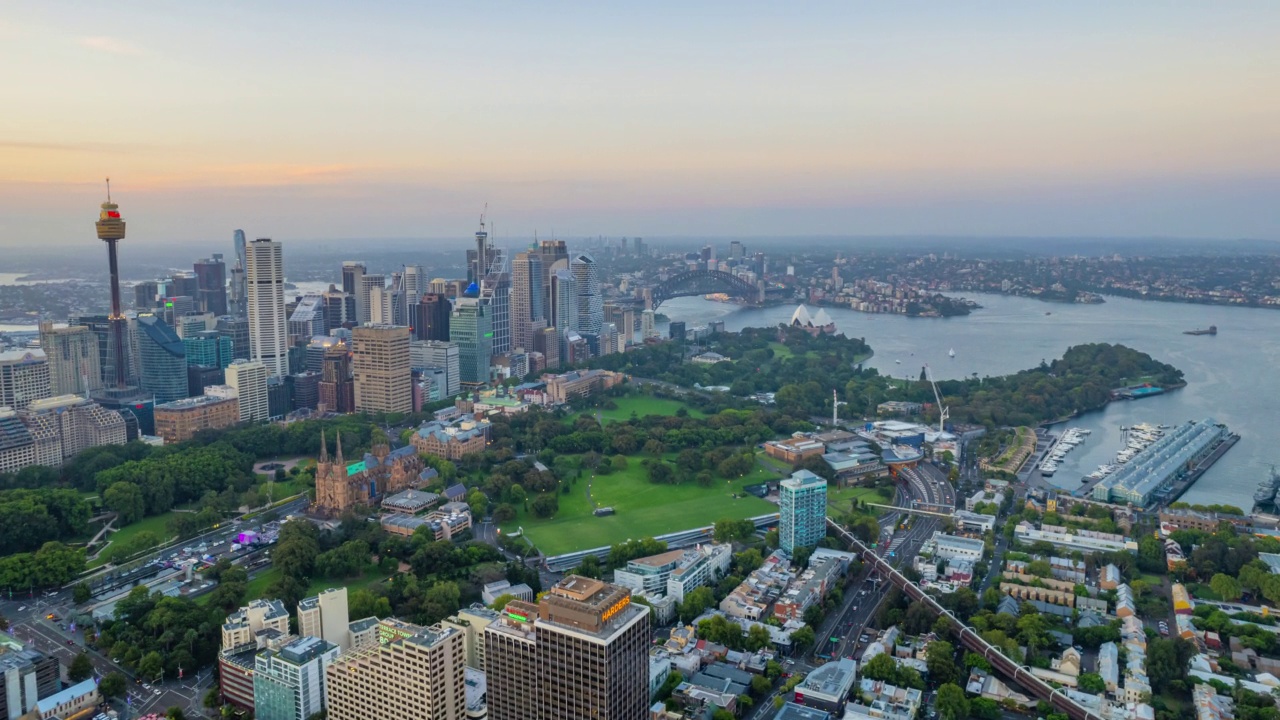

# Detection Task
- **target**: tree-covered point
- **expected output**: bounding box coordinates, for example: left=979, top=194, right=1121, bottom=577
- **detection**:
left=584, top=325, right=1181, bottom=428
left=582, top=325, right=873, bottom=397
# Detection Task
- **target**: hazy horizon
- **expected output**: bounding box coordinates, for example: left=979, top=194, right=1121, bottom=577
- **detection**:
left=3, top=3, right=1278, bottom=246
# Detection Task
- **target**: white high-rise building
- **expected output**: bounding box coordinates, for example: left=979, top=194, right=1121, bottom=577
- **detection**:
left=245, top=239, right=289, bottom=378
left=226, top=359, right=269, bottom=422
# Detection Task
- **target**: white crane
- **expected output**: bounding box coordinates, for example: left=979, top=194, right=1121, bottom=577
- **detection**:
left=832, top=389, right=848, bottom=427
left=924, top=364, right=949, bottom=434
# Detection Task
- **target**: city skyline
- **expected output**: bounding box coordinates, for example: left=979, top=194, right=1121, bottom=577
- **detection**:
left=2, top=3, right=1279, bottom=246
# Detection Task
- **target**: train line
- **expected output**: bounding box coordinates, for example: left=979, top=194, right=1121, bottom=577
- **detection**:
left=826, top=516, right=1103, bottom=720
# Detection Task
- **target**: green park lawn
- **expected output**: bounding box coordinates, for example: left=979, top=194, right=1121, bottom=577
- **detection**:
left=499, top=457, right=778, bottom=556
left=826, top=484, right=894, bottom=517
left=572, top=395, right=705, bottom=424
left=234, top=563, right=388, bottom=605
left=88, top=511, right=183, bottom=568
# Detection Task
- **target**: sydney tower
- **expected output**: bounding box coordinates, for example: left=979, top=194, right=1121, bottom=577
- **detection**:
left=95, top=181, right=129, bottom=388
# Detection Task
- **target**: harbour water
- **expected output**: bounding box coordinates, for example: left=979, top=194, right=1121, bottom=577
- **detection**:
left=660, top=292, right=1280, bottom=511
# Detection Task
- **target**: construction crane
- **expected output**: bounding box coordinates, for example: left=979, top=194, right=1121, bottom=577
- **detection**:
left=924, top=364, right=949, bottom=434
left=832, top=389, right=848, bottom=427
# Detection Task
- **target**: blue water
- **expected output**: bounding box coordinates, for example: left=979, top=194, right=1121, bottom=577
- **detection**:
left=661, top=292, right=1280, bottom=510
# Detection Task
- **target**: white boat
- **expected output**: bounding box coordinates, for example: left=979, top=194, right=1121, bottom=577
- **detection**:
left=1041, top=462, right=1058, bottom=476
left=949, top=348, right=956, bottom=358
left=895, top=359, right=901, bottom=364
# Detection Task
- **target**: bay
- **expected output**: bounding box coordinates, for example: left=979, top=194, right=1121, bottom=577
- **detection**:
left=660, top=292, right=1279, bottom=511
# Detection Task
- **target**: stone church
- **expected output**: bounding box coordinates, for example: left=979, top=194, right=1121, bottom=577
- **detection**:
left=313, top=429, right=424, bottom=516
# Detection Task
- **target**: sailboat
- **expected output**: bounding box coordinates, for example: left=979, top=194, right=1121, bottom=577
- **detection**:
left=948, top=348, right=956, bottom=358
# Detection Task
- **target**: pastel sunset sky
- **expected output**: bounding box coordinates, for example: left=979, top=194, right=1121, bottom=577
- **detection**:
left=2, top=2, right=1278, bottom=245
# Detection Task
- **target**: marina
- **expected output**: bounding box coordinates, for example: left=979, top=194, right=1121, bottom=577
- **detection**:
left=1037, top=427, right=1090, bottom=477
left=1087, top=418, right=1235, bottom=508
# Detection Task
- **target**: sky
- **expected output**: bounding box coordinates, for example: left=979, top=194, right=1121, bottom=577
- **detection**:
left=2, top=2, right=1279, bottom=247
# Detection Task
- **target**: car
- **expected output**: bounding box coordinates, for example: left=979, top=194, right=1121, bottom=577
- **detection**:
left=17, top=606, right=25, bottom=612
left=153, top=690, right=161, bottom=696
left=66, top=639, right=75, bottom=645
left=143, top=684, right=150, bottom=691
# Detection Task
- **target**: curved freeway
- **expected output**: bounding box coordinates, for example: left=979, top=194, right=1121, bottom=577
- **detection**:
left=826, top=514, right=1104, bottom=720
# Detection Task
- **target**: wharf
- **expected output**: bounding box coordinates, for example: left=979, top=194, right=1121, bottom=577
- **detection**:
left=1159, top=433, right=1240, bottom=507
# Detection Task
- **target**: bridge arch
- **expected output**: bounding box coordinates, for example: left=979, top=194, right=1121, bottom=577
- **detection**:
left=651, top=269, right=762, bottom=309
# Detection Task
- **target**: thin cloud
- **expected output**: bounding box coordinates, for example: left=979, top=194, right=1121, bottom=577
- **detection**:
left=78, top=36, right=146, bottom=56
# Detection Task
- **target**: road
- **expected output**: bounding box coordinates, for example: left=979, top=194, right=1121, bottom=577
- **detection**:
left=747, top=462, right=956, bottom=720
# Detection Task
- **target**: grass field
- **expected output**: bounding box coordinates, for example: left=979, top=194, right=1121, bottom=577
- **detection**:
left=237, top=563, right=388, bottom=604
left=826, top=485, right=894, bottom=517
left=500, top=458, right=778, bottom=556
left=88, top=511, right=182, bottom=568
left=571, top=396, right=705, bottom=424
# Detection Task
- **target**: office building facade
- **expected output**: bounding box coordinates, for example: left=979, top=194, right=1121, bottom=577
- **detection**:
left=411, top=340, right=461, bottom=398
left=38, top=323, right=102, bottom=397
left=154, top=394, right=240, bottom=443
left=226, top=359, right=270, bottom=422
left=324, top=623, right=466, bottom=720
left=779, top=470, right=828, bottom=554
left=194, top=256, right=229, bottom=316
left=352, top=325, right=411, bottom=414
left=246, top=238, right=289, bottom=378
left=485, top=576, right=649, bottom=720
left=413, top=293, right=451, bottom=342
left=511, top=251, right=544, bottom=351
left=450, top=294, right=491, bottom=386
left=570, top=254, right=603, bottom=334
left=254, top=636, right=339, bottom=720
left=133, top=314, right=189, bottom=404
left=0, top=350, right=51, bottom=411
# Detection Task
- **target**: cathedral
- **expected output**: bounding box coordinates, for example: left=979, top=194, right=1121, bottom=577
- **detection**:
left=313, top=429, right=424, bottom=516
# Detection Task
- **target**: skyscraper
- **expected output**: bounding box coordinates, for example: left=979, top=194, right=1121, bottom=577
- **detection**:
left=132, top=314, right=188, bottom=404
left=297, top=587, right=351, bottom=652
left=483, top=273, right=510, bottom=355
left=194, top=256, right=229, bottom=316
left=226, top=359, right=270, bottom=422
left=352, top=325, right=411, bottom=414
left=39, top=322, right=101, bottom=397
left=449, top=291, right=491, bottom=387
left=729, top=240, right=745, bottom=259
left=318, top=344, right=354, bottom=414
left=288, top=295, right=327, bottom=341
left=402, top=264, right=426, bottom=327
left=358, top=274, right=385, bottom=325
left=321, top=285, right=355, bottom=333
left=217, top=315, right=251, bottom=361
left=341, top=261, right=365, bottom=323
left=511, top=250, right=544, bottom=350
left=571, top=254, right=603, bottom=334
left=410, top=340, right=460, bottom=398
left=412, top=294, right=451, bottom=342
left=779, top=469, right=828, bottom=554
left=548, top=269, right=577, bottom=331
left=485, top=576, right=649, bottom=720
left=230, top=230, right=248, bottom=316
left=324, top=622, right=466, bottom=720
left=246, top=239, right=289, bottom=378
